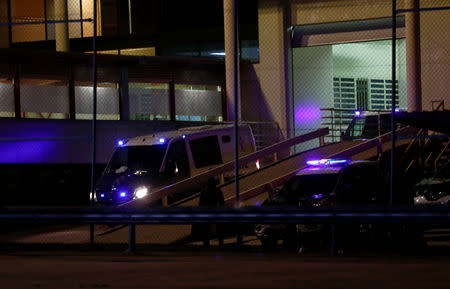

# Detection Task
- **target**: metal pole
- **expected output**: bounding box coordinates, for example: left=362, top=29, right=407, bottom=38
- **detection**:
left=390, top=0, right=397, bottom=206
left=330, top=224, right=336, bottom=256
left=7, top=0, right=12, bottom=46
left=89, top=0, right=98, bottom=247
left=233, top=0, right=241, bottom=246
left=127, top=224, right=136, bottom=254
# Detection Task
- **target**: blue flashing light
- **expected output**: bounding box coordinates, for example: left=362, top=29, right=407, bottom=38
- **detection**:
left=119, top=192, right=127, bottom=198
left=182, top=135, right=186, bottom=139
left=395, top=108, right=400, bottom=113
left=159, top=138, right=165, bottom=143
left=118, top=140, right=124, bottom=146
left=311, top=194, right=323, bottom=199
left=354, top=111, right=361, bottom=117
left=306, top=159, right=350, bottom=167
left=329, top=159, right=350, bottom=165
left=100, top=193, right=105, bottom=198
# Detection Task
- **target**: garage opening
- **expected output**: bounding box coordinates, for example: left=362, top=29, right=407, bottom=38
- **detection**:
left=291, top=18, right=406, bottom=148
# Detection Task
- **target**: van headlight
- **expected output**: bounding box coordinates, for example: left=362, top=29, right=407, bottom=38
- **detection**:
left=134, top=186, right=149, bottom=199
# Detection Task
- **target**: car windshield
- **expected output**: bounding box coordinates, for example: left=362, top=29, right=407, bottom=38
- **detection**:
left=105, top=145, right=168, bottom=175
left=290, top=173, right=340, bottom=198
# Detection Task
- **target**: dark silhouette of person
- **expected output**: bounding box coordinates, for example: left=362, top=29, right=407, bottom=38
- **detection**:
left=193, top=178, right=225, bottom=246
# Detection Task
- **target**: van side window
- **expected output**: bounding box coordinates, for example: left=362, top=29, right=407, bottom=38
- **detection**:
left=222, top=135, right=231, bottom=143
left=165, top=140, right=189, bottom=177
left=189, top=136, right=223, bottom=168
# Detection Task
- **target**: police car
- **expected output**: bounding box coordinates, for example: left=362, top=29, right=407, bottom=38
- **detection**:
left=255, top=158, right=385, bottom=246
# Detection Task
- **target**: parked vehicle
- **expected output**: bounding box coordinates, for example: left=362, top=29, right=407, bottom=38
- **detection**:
left=94, top=124, right=257, bottom=205
left=414, top=161, right=450, bottom=206
left=342, top=111, right=401, bottom=141
left=255, top=159, right=385, bottom=247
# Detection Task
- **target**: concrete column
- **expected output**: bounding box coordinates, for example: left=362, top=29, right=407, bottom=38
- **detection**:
left=55, top=0, right=70, bottom=52
left=223, top=0, right=241, bottom=121
left=405, top=0, right=422, bottom=112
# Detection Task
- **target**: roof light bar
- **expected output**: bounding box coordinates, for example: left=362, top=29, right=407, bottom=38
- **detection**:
left=159, top=138, right=165, bottom=143
left=306, top=159, right=350, bottom=166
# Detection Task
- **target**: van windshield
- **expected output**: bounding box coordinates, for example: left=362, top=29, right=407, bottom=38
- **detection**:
left=105, top=145, right=168, bottom=175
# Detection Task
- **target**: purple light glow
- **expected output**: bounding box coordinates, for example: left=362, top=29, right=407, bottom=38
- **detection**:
left=306, top=159, right=350, bottom=167
left=355, top=111, right=361, bottom=117
left=311, top=194, right=323, bottom=199
left=295, top=106, right=321, bottom=123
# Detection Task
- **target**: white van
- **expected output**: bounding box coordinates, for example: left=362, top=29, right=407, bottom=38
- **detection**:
left=94, top=124, right=257, bottom=205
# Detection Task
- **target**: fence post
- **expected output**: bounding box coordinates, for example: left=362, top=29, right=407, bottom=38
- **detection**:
left=329, top=224, right=336, bottom=256
left=127, top=224, right=136, bottom=254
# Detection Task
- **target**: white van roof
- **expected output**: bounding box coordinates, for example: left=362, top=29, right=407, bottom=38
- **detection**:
left=122, top=124, right=248, bottom=147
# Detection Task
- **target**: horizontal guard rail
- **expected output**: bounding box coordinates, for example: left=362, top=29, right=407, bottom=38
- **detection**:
left=228, top=126, right=418, bottom=205
left=1, top=207, right=449, bottom=224
left=121, top=128, right=329, bottom=208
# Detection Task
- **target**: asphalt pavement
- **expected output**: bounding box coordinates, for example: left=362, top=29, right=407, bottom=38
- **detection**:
left=0, top=251, right=449, bottom=289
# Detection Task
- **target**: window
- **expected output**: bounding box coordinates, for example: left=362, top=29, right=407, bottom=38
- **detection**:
left=75, top=82, right=119, bottom=120
left=129, top=83, right=169, bottom=121
left=20, top=79, right=69, bottom=119
left=175, top=84, right=223, bottom=122
left=165, top=140, right=189, bottom=177
left=369, top=79, right=399, bottom=110
left=189, top=136, right=222, bottom=168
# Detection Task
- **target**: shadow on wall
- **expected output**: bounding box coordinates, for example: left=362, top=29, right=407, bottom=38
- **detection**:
left=240, top=63, right=277, bottom=125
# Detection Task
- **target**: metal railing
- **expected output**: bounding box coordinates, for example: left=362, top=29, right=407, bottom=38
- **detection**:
left=1, top=206, right=449, bottom=224
left=120, top=128, right=329, bottom=209
left=1, top=206, right=449, bottom=255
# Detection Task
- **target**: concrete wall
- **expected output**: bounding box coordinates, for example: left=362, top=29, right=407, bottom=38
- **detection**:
left=332, top=39, right=407, bottom=109
left=292, top=45, right=333, bottom=151
left=241, top=0, right=290, bottom=137
left=420, top=8, right=450, bottom=110
left=0, top=119, right=219, bottom=164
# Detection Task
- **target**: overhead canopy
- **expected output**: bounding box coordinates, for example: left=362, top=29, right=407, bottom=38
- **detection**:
left=396, top=111, right=450, bottom=134
left=292, top=16, right=406, bottom=47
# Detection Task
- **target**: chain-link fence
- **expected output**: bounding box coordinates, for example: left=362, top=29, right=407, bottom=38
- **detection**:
left=0, top=0, right=449, bottom=255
